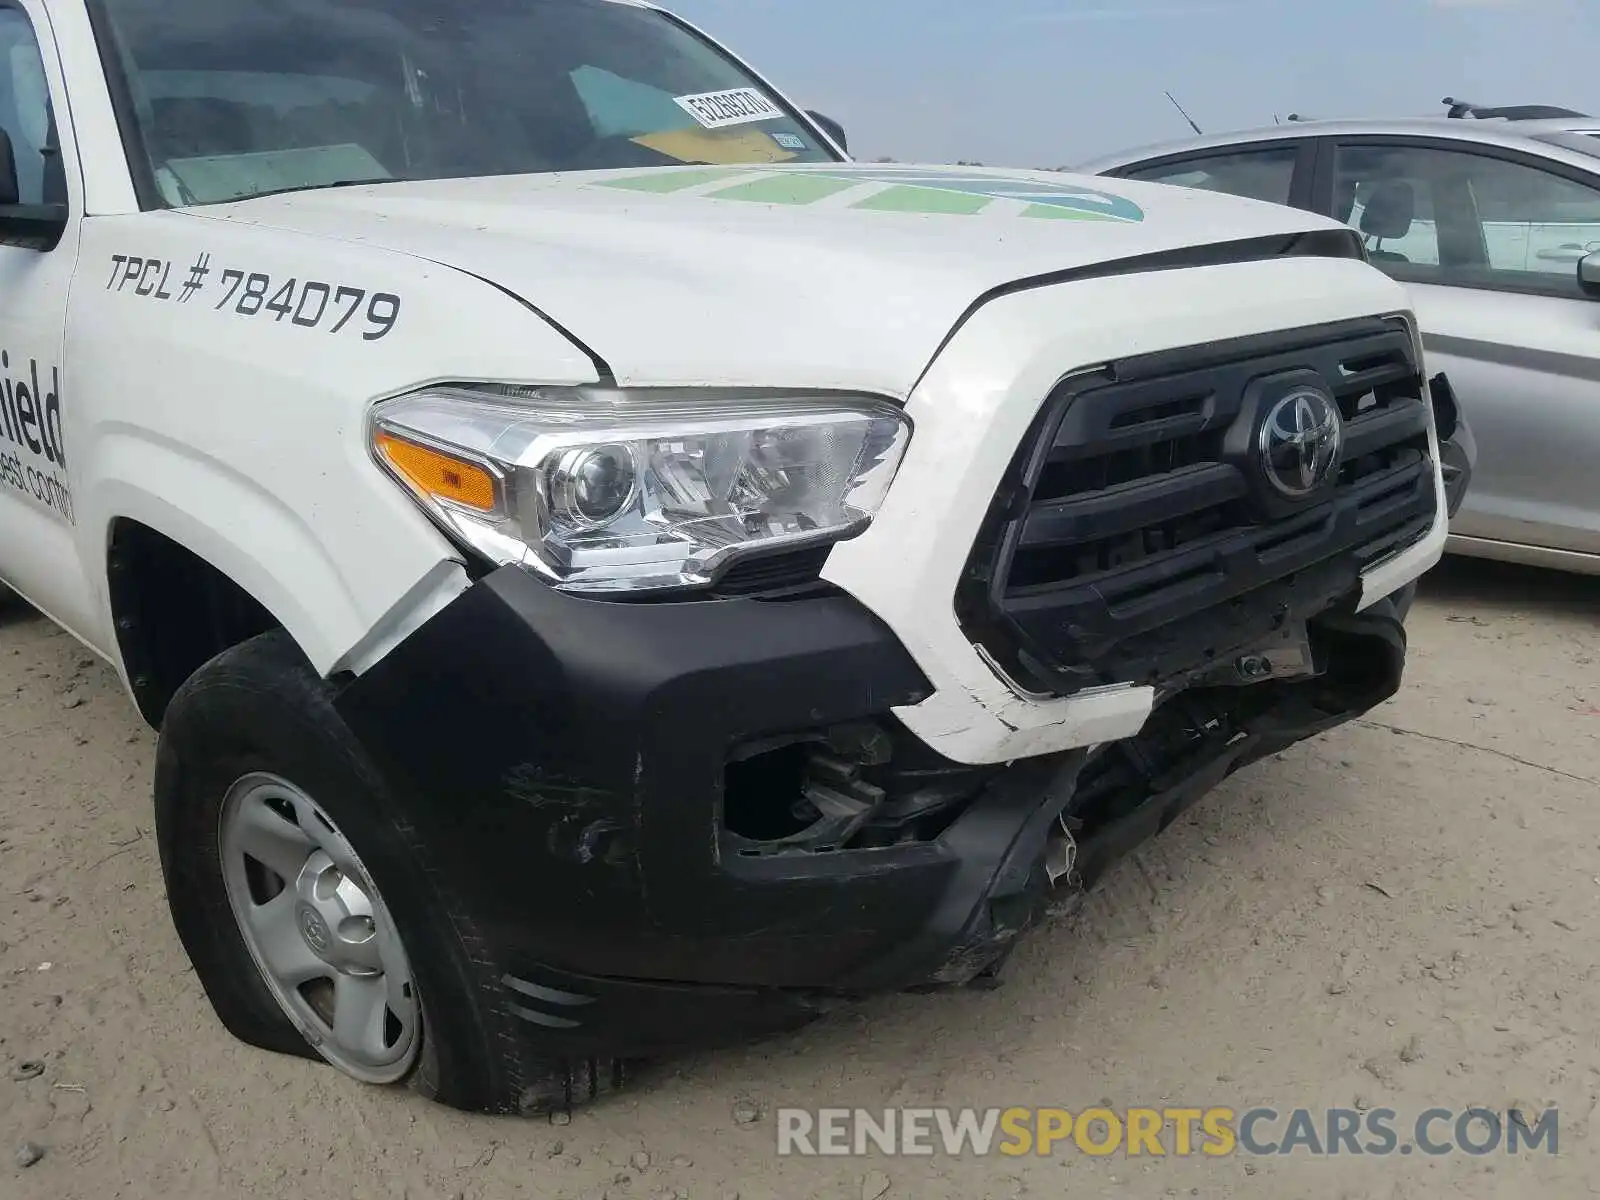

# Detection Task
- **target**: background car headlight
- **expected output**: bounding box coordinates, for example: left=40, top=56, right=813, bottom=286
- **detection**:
left=371, top=385, right=912, bottom=594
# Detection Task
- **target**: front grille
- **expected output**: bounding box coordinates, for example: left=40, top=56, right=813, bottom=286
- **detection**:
left=958, top=317, right=1438, bottom=697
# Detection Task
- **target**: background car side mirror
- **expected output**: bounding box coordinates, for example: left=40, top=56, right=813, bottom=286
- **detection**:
left=0, top=127, right=68, bottom=252
left=1580, top=250, right=1600, bottom=299
left=806, top=111, right=848, bottom=154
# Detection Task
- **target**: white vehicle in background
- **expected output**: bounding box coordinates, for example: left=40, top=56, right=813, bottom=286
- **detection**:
left=0, top=0, right=1453, bottom=1115
left=1084, top=100, right=1600, bottom=576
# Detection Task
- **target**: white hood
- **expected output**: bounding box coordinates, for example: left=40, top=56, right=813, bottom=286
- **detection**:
left=196, top=162, right=1353, bottom=396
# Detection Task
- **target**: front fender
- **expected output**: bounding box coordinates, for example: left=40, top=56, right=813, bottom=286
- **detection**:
left=67, top=210, right=599, bottom=676
left=85, top=433, right=450, bottom=675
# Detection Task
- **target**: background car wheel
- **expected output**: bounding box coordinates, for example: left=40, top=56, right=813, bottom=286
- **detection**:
left=153, top=629, right=631, bottom=1113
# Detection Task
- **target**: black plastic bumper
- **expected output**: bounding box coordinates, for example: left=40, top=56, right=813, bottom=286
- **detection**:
left=334, top=567, right=1410, bottom=1060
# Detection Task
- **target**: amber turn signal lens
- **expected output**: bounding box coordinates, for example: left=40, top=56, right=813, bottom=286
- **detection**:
left=375, top=430, right=497, bottom=513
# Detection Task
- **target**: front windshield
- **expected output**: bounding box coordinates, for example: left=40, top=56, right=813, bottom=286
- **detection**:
left=93, top=0, right=841, bottom=206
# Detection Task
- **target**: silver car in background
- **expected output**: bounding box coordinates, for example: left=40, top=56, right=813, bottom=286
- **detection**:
left=1082, top=104, right=1600, bottom=575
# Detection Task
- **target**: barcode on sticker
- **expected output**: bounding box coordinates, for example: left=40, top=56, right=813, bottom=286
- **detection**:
left=675, top=88, right=780, bottom=130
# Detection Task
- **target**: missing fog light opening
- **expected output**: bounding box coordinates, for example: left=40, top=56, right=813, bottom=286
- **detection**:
left=724, top=741, right=817, bottom=843
left=722, top=723, right=995, bottom=858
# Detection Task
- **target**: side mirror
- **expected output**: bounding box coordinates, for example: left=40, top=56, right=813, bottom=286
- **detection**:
left=0, top=128, right=67, bottom=252
left=806, top=111, right=848, bottom=154
left=1580, top=250, right=1600, bottom=299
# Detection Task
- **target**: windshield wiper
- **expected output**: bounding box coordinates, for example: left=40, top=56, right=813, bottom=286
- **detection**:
left=239, top=176, right=410, bottom=202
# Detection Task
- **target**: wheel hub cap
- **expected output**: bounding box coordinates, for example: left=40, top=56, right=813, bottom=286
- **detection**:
left=218, top=774, right=422, bottom=1084
left=293, top=852, right=380, bottom=973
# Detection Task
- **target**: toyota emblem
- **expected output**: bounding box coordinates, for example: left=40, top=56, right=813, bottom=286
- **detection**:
left=299, top=907, right=332, bottom=955
left=1258, top=388, right=1343, bottom=499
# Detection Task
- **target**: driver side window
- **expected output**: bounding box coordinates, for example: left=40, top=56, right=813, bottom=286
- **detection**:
left=0, top=4, right=61, bottom=206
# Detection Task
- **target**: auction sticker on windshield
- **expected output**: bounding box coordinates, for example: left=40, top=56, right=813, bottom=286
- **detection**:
left=675, top=87, right=781, bottom=130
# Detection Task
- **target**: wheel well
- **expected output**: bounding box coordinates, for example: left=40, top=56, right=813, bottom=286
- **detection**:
left=108, top=519, right=283, bottom=728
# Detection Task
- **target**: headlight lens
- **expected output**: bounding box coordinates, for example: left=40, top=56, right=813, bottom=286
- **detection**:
left=371, top=385, right=912, bottom=593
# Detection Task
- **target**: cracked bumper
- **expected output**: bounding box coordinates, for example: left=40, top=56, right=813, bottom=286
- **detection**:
left=334, top=564, right=1412, bottom=1060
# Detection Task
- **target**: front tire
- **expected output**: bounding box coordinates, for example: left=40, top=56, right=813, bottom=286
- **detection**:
left=154, top=630, right=624, bottom=1113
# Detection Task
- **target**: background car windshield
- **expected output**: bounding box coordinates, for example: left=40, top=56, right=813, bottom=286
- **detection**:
left=96, top=0, right=838, bottom=205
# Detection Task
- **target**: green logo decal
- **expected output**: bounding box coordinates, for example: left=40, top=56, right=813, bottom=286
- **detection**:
left=595, top=167, right=1146, bottom=222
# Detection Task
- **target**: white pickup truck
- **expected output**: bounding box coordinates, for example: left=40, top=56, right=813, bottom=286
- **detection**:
left=0, top=0, right=1455, bottom=1114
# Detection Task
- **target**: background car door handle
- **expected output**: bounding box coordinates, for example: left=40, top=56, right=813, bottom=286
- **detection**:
left=1536, top=245, right=1590, bottom=263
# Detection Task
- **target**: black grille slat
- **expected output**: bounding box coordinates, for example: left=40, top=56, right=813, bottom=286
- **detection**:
left=1048, top=414, right=1216, bottom=463
left=1012, top=459, right=1429, bottom=637
left=1340, top=398, right=1431, bottom=463
left=1018, top=464, right=1247, bottom=550
left=1050, top=379, right=1218, bottom=461
left=957, top=317, right=1439, bottom=697
left=1333, top=360, right=1416, bottom=398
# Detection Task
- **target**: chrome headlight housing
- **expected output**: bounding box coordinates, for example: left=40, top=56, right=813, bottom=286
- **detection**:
left=371, top=385, right=912, bottom=594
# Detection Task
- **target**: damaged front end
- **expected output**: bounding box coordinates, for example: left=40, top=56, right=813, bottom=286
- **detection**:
left=1065, top=597, right=1407, bottom=898
left=334, top=557, right=1409, bottom=1067
left=331, top=314, right=1437, bottom=1069
left=699, top=588, right=1409, bottom=995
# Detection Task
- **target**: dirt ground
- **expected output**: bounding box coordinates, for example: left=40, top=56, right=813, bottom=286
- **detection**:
left=2, top=557, right=1598, bottom=1200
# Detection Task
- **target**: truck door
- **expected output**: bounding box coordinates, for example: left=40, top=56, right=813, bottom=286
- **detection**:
left=0, top=0, right=89, bottom=633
